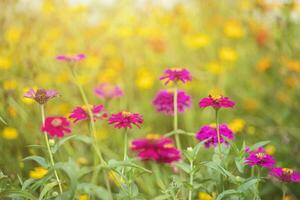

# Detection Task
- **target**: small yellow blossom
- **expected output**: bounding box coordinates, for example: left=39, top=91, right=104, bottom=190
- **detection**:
left=21, top=87, right=35, bottom=104
left=183, top=33, right=210, bottom=49
left=224, top=20, right=244, bottom=39
left=198, top=192, right=214, bottom=200
left=286, top=59, right=300, bottom=72
left=256, top=57, right=271, bottom=72
left=29, top=167, right=48, bottom=179
left=228, top=118, right=246, bottom=133
left=135, top=68, right=155, bottom=90
left=208, top=88, right=224, bottom=97
left=285, top=76, right=299, bottom=88
left=207, top=62, right=223, bottom=75
left=219, top=47, right=237, bottom=62
left=265, top=145, right=276, bottom=155
left=77, top=157, right=89, bottom=165
left=3, top=79, right=17, bottom=90
left=0, top=56, right=12, bottom=70
left=5, top=26, right=21, bottom=44
left=2, top=127, right=18, bottom=140
left=79, top=195, right=89, bottom=200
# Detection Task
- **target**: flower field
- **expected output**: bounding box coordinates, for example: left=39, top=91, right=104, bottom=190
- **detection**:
left=1, top=0, right=300, bottom=199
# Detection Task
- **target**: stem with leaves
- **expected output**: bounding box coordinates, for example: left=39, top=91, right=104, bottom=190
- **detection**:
left=173, top=87, right=182, bottom=151
left=40, top=105, right=63, bottom=194
left=188, top=160, right=194, bottom=200
left=282, top=184, right=287, bottom=200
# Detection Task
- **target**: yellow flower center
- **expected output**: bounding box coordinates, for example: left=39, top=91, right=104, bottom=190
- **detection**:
left=255, top=152, right=266, bottom=159
left=146, top=133, right=161, bottom=140
left=163, top=143, right=174, bottom=148
left=282, top=168, right=293, bottom=175
left=170, top=67, right=182, bottom=72
left=51, top=118, right=62, bottom=127
left=122, top=111, right=131, bottom=116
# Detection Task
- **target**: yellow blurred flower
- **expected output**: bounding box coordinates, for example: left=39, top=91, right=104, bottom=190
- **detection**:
left=79, top=195, right=89, bottom=200
left=207, top=62, right=223, bottom=75
left=208, top=88, right=224, bottom=97
left=42, top=0, right=55, bottom=15
left=3, top=79, right=17, bottom=90
left=2, top=127, right=18, bottom=140
left=0, top=56, right=12, bottom=70
left=108, top=170, right=124, bottom=186
left=21, top=88, right=35, bottom=104
left=106, top=58, right=123, bottom=71
left=77, top=74, right=89, bottom=85
left=228, top=118, right=246, bottom=133
left=97, top=68, right=118, bottom=82
left=219, top=47, right=237, bottom=62
left=276, top=91, right=289, bottom=103
left=84, top=55, right=101, bottom=69
left=29, top=167, right=48, bottom=179
left=256, top=57, right=271, bottom=72
left=224, top=20, right=244, bottom=39
left=183, top=33, right=210, bottom=49
left=5, top=26, right=21, bottom=44
left=77, top=157, right=89, bottom=165
left=117, top=27, right=133, bottom=38
left=265, top=145, right=276, bottom=155
left=242, top=99, right=258, bottom=111
left=135, top=68, right=154, bottom=90
left=286, top=59, right=300, bottom=72
left=198, top=192, right=214, bottom=200
left=8, top=106, right=17, bottom=118
left=285, top=76, right=299, bottom=88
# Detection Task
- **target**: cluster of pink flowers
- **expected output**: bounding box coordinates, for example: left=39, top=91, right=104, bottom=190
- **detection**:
left=131, top=134, right=181, bottom=164
left=269, top=168, right=300, bottom=182
left=199, top=95, right=235, bottom=109
left=69, top=104, right=108, bottom=123
left=245, top=147, right=276, bottom=168
left=56, top=53, right=86, bottom=62
left=152, top=90, right=191, bottom=115
left=108, top=111, right=143, bottom=129
left=160, top=68, right=192, bottom=85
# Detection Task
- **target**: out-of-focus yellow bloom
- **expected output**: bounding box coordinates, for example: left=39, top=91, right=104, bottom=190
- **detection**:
left=108, top=170, right=124, bottom=186
left=55, top=72, right=70, bottom=83
left=117, top=27, right=133, bottom=38
left=284, top=195, right=292, bottom=200
left=239, top=0, right=252, bottom=10
left=207, top=62, right=223, bottom=75
left=286, top=60, right=300, bottom=72
left=103, top=44, right=117, bottom=56
left=2, top=127, right=18, bottom=140
left=77, top=74, right=89, bottom=85
left=84, top=55, right=101, bottom=69
left=29, top=167, right=48, bottom=179
left=42, top=0, right=55, bottom=15
left=228, top=118, right=246, bottom=133
left=276, top=91, right=289, bottom=103
left=247, top=126, right=256, bottom=135
left=183, top=33, right=210, bottom=49
left=208, top=88, right=224, bottom=97
left=77, top=157, right=89, bottom=165
left=224, top=20, right=244, bottom=39
left=3, top=79, right=17, bottom=90
left=242, top=99, right=258, bottom=111
left=265, top=145, right=276, bottom=155
left=21, top=87, right=35, bottom=104
left=97, top=128, right=108, bottom=140
left=0, top=56, right=12, bottom=70
left=79, top=195, right=89, bottom=200
left=5, top=26, right=21, bottom=44
left=135, top=68, right=154, bottom=90
left=285, top=76, right=299, bottom=88
left=198, top=192, right=214, bottom=200
left=219, top=47, right=237, bottom=62
left=8, top=106, right=17, bottom=118
left=106, top=58, right=123, bottom=71
left=97, top=68, right=118, bottom=82
left=36, top=74, right=52, bottom=85
left=256, top=57, right=271, bottom=72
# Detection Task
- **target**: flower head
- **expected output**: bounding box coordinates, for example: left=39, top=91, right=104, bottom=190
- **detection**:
left=131, top=134, right=181, bottom=163
left=160, top=68, right=192, bottom=85
left=41, top=116, right=71, bottom=138
left=2, top=127, right=18, bottom=140
left=108, top=111, right=143, bottom=129
left=56, top=53, right=86, bottom=62
left=69, top=104, right=108, bottom=123
left=94, top=83, right=123, bottom=99
left=269, top=167, right=300, bottom=182
left=24, top=88, right=58, bottom=104
left=199, top=95, right=235, bottom=109
left=29, top=167, right=48, bottom=179
left=195, top=124, right=234, bottom=148
left=152, top=90, right=191, bottom=115
left=245, top=147, right=276, bottom=168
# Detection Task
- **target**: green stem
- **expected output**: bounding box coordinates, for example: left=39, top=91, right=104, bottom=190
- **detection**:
left=124, top=129, right=128, bottom=161
left=41, top=105, right=63, bottom=194
left=215, top=109, right=221, bottom=154
left=188, top=160, right=194, bottom=200
left=282, top=184, right=286, bottom=200
left=173, top=87, right=182, bottom=151
left=256, top=167, right=261, bottom=199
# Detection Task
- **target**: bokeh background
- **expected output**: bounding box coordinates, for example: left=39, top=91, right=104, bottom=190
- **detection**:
left=1, top=0, right=300, bottom=198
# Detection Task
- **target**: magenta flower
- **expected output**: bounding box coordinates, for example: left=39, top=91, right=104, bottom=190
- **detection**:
left=41, top=116, right=71, bottom=138
left=56, top=53, right=86, bottom=62
left=24, top=88, right=58, bottom=104
left=108, top=111, right=143, bottom=129
left=131, top=134, right=181, bottom=163
left=269, top=168, right=300, bottom=182
left=245, top=147, right=276, bottom=168
left=152, top=90, right=191, bottom=115
left=160, top=68, right=192, bottom=85
left=199, top=95, right=235, bottom=109
left=94, top=83, right=123, bottom=100
left=69, top=104, right=108, bottom=123
left=195, top=124, right=234, bottom=148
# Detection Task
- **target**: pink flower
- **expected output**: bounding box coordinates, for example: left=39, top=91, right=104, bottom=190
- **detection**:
left=195, top=124, right=234, bottom=148
left=108, top=111, right=143, bottom=129
left=245, top=147, right=276, bottom=168
left=160, top=68, right=192, bottom=85
left=269, top=168, right=300, bottom=182
left=41, top=116, right=71, bottom=138
left=24, top=88, right=58, bottom=104
left=94, top=83, right=123, bottom=100
left=56, top=53, right=86, bottom=62
left=152, top=90, right=191, bottom=115
left=199, top=95, right=235, bottom=109
left=131, top=134, right=181, bottom=163
left=69, top=104, right=108, bottom=123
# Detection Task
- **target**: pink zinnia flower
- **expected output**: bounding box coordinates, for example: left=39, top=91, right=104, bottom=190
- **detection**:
left=108, top=111, right=143, bottom=129
left=195, top=124, right=234, bottom=148
left=160, top=68, right=192, bottom=85
left=152, top=90, right=191, bottom=115
left=269, top=168, right=300, bottom=182
left=24, top=88, right=58, bottom=104
left=56, top=53, right=86, bottom=62
left=94, top=83, right=123, bottom=100
left=245, top=147, right=276, bottom=168
left=41, top=116, right=71, bottom=138
left=199, top=95, right=235, bottom=109
left=131, top=134, right=181, bottom=163
left=69, top=104, right=108, bottom=123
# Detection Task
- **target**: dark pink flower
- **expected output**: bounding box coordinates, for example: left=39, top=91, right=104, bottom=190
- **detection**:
left=56, top=53, right=86, bottom=62
left=108, top=111, right=143, bottom=129
left=160, top=68, right=192, bottom=85
left=152, top=90, right=191, bottom=115
left=269, top=168, right=300, bottom=182
left=69, top=104, right=108, bottom=123
left=41, top=116, right=71, bottom=138
left=131, top=134, right=181, bottom=163
left=94, top=83, right=123, bottom=99
left=245, top=147, right=276, bottom=168
left=24, top=88, right=58, bottom=104
left=199, top=95, right=235, bottom=109
left=195, top=124, right=234, bottom=148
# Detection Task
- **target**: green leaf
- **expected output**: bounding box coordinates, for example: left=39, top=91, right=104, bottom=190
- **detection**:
left=249, top=141, right=270, bottom=151
left=52, top=135, right=76, bottom=153
left=176, top=162, right=191, bottom=174
left=78, top=183, right=109, bottom=200
left=2, top=189, right=37, bottom=200
left=234, top=158, right=245, bottom=173
left=108, top=159, right=152, bottom=173
left=39, top=182, right=59, bottom=200
left=23, top=156, right=48, bottom=167
left=0, top=115, right=7, bottom=125
left=216, top=189, right=240, bottom=200
left=237, top=178, right=259, bottom=192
